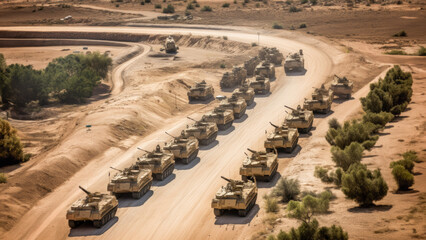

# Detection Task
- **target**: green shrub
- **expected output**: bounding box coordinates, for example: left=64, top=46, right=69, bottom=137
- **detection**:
left=140, top=1, right=145, bottom=5
left=201, top=5, right=212, bottom=11
left=328, top=118, right=341, bottom=130
left=390, top=158, right=414, bottom=173
left=310, top=0, right=318, bottom=5
left=163, top=4, right=175, bottom=13
left=362, top=111, right=394, bottom=133
left=222, top=3, right=230, bottom=7
left=256, top=2, right=261, bottom=7
left=287, top=191, right=331, bottom=222
left=385, top=50, right=407, bottom=55
left=341, top=163, right=388, bottom=206
left=195, top=2, right=200, bottom=7
left=286, top=0, right=292, bottom=4
left=0, top=173, right=7, bottom=183
left=418, top=46, right=426, bottom=56
left=299, top=23, right=307, bottom=28
left=220, top=63, right=226, bottom=68
left=402, top=150, right=420, bottom=163
left=186, top=3, right=194, bottom=9
left=271, top=219, right=348, bottom=240
left=314, top=166, right=333, bottom=183
left=289, top=6, right=301, bottom=12
left=145, top=0, right=151, bottom=3
left=155, top=4, right=162, bottom=8
left=115, top=4, right=120, bottom=7
left=315, top=225, right=349, bottom=240
left=0, top=119, right=25, bottom=166
left=264, top=195, right=279, bottom=212
left=273, top=23, right=284, bottom=29
left=325, top=119, right=378, bottom=150
left=300, top=0, right=308, bottom=4
left=251, top=42, right=258, bottom=47
left=393, top=30, right=407, bottom=37
left=391, top=165, right=414, bottom=190
left=222, top=36, right=228, bottom=40
left=273, top=177, right=300, bottom=203
left=244, top=0, right=250, bottom=2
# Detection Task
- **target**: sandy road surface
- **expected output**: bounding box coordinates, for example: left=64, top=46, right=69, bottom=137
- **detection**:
left=76, top=4, right=166, bottom=21
left=0, top=26, right=335, bottom=240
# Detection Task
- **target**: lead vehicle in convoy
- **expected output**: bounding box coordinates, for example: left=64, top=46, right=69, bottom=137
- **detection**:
left=264, top=122, right=299, bottom=153
left=163, top=131, right=199, bottom=164
left=249, top=75, right=270, bottom=94
left=232, top=82, right=255, bottom=106
left=330, top=75, right=353, bottom=99
left=211, top=176, right=258, bottom=217
left=303, top=85, right=333, bottom=114
left=107, top=165, right=153, bottom=199
left=187, top=80, right=214, bottom=101
left=184, top=117, right=218, bottom=145
left=136, top=145, right=175, bottom=181
left=202, top=106, right=234, bottom=130
left=284, top=49, right=304, bottom=72
left=219, top=95, right=247, bottom=119
left=284, top=105, right=314, bottom=133
left=66, top=186, right=118, bottom=228
left=240, top=148, right=278, bottom=182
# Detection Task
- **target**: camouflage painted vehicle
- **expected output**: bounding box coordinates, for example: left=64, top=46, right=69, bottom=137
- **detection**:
left=255, top=61, right=275, bottom=79
left=184, top=117, right=218, bottom=145
left=330, top=75, right=353, bottom=99
left=284, top=49, right=304, bottom=72
left=264, top=122, right=299, bottom=153
left=107, top=165, right=153, bottom=199
left=244, top=56, right=261, bottom=77
left=240, top=148, right=278, bottom=182
left=259, top=47, right=284, bottom=65
left=163, top=35, right=178, bottom=53
left=284, top=105, right=314, bottom=133
left=66, top=186, right=118, bottom=228
left=187, top=80, right=214, bottom=101
left=202, top=106, right=234, bottom=130
left=136, top=145, right=175, bottom=181
left=220, top=67, right=247, bottom=89
left=303, top=85, right=333, bottom=114
left=211, top=176, right=258, bottom=217
left=232, top=82, right=255, bottom=106
left=219, top=95, right=247, bottom=119
left=249, top=75, right=270, bottom=95
left=163, top=131, right=199, bottom=164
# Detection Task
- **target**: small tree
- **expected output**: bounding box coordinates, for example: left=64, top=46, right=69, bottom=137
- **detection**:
left=331, top=142, right=364, bottom=171
left=264, top=195, right=279, bottom=213
left=390, top=158, right=414, bottom=173
left=273, top=177, right=300, bottom=203
left=315, top=225, right=348, bottom=240
left=402, top=150, right=420, bottom=163
left=201, top=5, right=212, bottom=11
left=0, top=119, right=25, bottom=166
left=391, top=165, right=414, bottom=191
left=163, top=4, right=175, bottom=13
left=341, top=163, right=388, bottom=206
left=287, top=191, right=331, bottom=223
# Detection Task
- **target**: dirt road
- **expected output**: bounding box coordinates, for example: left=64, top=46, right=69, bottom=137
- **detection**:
left=0, top=26, right=336, bottom=240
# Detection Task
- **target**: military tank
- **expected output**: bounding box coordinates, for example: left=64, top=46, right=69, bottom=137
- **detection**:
left=66, top=186, right=118, bottom=228
left=330, top=75, right=353, bottom=99
left=240, top=148, right=278, bottom=182
left=163, top=131, right=199, bottom=164
left=284, top=49, right=304, bottom=72
left=163, top=35, right=179, bottom=53
left=303, top=85, right=333, bottom=114
left=264, top=122, right=299, bottom=153
left=107, top=165, right=153, bottom=199
left=211, top=176, right=258, bottom=217
left=259, top=47, right=284, bottom=65
left=202, top=106, right=234, bottom=130
left=187, top=80, right=215, bottom=102
left=136, top=145, right=175, bottom=181
left=220, top=67, right=247, bottom=89
left=184, top=117, right=218, bottom=145
left=232, top=82, right=255, bottom=106
left=219, top=95, right=247, bottom=119
left=249, top=75, right=270, bottom=95
left=255, top=61, right=275, bottom=79
left=284, top=105, right=314, bottom=133
left=244, top=56, right=261, bottom=77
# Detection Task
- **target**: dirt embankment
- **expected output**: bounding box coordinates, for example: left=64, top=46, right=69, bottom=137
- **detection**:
left=0, top=34, right=255, bottom=235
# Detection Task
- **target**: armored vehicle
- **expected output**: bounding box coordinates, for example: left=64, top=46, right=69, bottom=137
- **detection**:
left=163, top=131, right=199, bottom=164
left=220, top=67, right=247, bottom=89
left=232, top=82, right=255, bottom=106
left=66, top=186, right=118, bottom=228
left=259, top=47, right=284, bottom=65
left=264, top=122, right=299, bottom=153
left=284, top=105, right=314, bottom=133
left=303, top=85, right=333, bottom=114
left=163, top=35, right=178, bottom=53
left=107, top=165, right=153, bottom=199
left=219, top=95, right=247, bottom=119
left=255, top=61, right=275, bottom=79
left=284, top=49, right=304, bottom=72
left=184, top=117, right=218, bottom=145
left=244, top=56, right=261, bottom=77
left=136, top=145, right=175, bottom=181
left=202, top=106, right=234, bottom=130
left=211, top=176, right=258, bottom=217
left=330, top=75, right=353, bottom=99
left=187, top=80, right=214, bottom=101
left=249, top=75, right=270, bottom=94
left=240, top=148, right=278, bottom=182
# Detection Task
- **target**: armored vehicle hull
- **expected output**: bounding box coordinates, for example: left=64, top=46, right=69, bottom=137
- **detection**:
left=184, top=118, right=218, bottom=145
left=284, top=49, right=304, bottom=72
left=284, top=105, right=314, bottom=133
left=240, top=149, right=278, bottom=182
left=264, top=123, right=299, bottom=153
left=202, top=107, right=234, bottom=130
left=244, top=56, right=261, bottom=77
left=107, top=166, right=153, bottom=199
left=164, top=36, right=178, bottom=53
left=330, top=75, right=353, bottom=99
left=220, top=67, right=247, bottom=89
left=188, top=80, right=214, bottom=101
left=259, top=47, right=284, bottom=65
left=164, top=135, right=199, bottom=164
left=137, top=146, right=175, bottom=181
left=255, top=61, right=275, bottom=79
left=232, top=85, right=255, bottom=106
left=249, top=76, right=270, bottom=95
left=219, top=96, right=247, bottom=119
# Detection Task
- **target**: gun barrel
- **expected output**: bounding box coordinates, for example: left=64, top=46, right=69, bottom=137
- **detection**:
left=110, top=167, right=122, bottom=172
left=165, top=132, right=176, bottom=139
left=269, top=122, right=279, bottom=128
left=187, top=116, right=197, bottom=122
left=79, top=186, right=91, bottom=195
left=284, top=105, right=296, bottom=111
left=221, top=176, right=231, bottom=182
left=247, top=148, right=257, bottom=154
left=137, top=147, right=149, bottom=153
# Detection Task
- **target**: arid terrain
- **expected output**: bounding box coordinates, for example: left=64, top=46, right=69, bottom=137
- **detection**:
left=0, top=1, right=424, bottom=240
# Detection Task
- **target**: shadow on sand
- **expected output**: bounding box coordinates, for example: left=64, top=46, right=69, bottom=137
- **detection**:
left=68, top=217, right=119, bottom=237
left=118, top=190, right=154, bottom=208
left=214, top=205, right=260, bottom=225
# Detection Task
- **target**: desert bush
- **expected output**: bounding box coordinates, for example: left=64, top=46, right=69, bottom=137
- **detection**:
left=300, top=0, right=308, bottom=3
left=310, top=0, right=318, bottom=5
left=220, top=63, right=226, bottom=68
left=289, top=6, right=301, bottom=12
left=273, top=23, right=284, bottom=29
left=286, top=0, right=292, bottom=4
left=201, top=5, right=213, bottom=11
left=222, top=3, right=230, bottom=7
left=256, top=3, right=261, bottom=7
left=325, top=119, right=378, bottom=150
left=393, top=30, right=407, bottom=37
left=385, top=50, right=407, bottom=55
left=418, top=46, right=426, bottom=56
left=391, top=165, right=414, bottom=190
left=223, top=36, right=228, bottom=40
left=269, top=219, right=348, bottom=240
left=163, top=4, right=175, bottom=13
left=140, top=1, right=145, bottom=5
left=0, top=173, right=7, bottom=183
left=402, top=150, right=420, bottom=163
left=264, top=195, right=279, bottom=213
left=362, top=111, right=394, bottom=132
left=273, top=177, right=300, bottom=203
left=0, top=119, right=25, bottom=166
left=186, top=3, right=194, bottom=9
left=314, top=166, right=333, bottom=183
left=390, top=158, right=414, bottom=173
left=287, top=191, right=332, bottom=223
left=145, top=0, right=151, bottom=3
left=299, top=23, right=307, bottom=28
left=341, top=163, right=388, bottom=206
left=155, top=4, right=162, bottom=8
left=328, top=118, right=341, bottom=130
left=195, top=2, right=200, bottom=7
left=251, top=42, right=258, bottom=47
left=315, top=225, right=349, bottom=240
